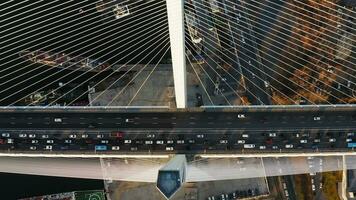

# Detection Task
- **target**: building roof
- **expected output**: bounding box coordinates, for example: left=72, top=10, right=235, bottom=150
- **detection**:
left=339, top=0, right=356, bottom=7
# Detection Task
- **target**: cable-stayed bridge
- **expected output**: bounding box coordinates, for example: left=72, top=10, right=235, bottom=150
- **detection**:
left=1, top=1, right=356, bottom=198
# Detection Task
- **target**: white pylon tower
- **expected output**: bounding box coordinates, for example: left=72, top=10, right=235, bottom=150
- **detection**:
left=166, top=0, right=187, bottom=108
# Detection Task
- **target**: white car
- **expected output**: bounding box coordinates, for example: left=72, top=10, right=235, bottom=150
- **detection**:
left=314, top=139, right=321, bottom=143
left=237, top=140, right=245, bottom=144
left=220, top=140, right=228, bottom=144
left=96, top=134, right=104, bottom=138
left=264, top=81, right=270, bottom=88
left=69, top=134, right=77, bottom=139
left=30, top=146, right=37, bottom=150
left=7, top=139, right=14, bottom=144
left=101, top=140, right=109, bottom=144
left=54, top=118, right=62, bottom=123
left=145, top=140, right=153, bottom=145
left=329, top=138, right=336, bottom=142
left=313, top=116, right=321, bottom=121
left=196, top=134, right=204, bottom=138
left=300, top=139, right=308, bottom=144
left=81, top=134, right=89, bottom=138
left=1, top=133, right=10, bottom=137
left=166, top=147, right=174, bottom=151
left=19, top=133, right=27, bottom=138
left=237, top=114, right=246, bottom=119
left=29, top=134, right=36, bottom=138
left=346, top=138, right=352, bottom=142
left=177, top=140, right=185, bottom=144
left=124, top=140, right=132, bottom=144
left=125, top=118, right=134, bottom=123
left=46, top=140, right=54, bottom=144
left=285, top=144, right=294, bottom=149
left=259, top=145, right=266, bottom=149
left=244, top=144, right=255, bottom=149
left=45, top=145, right=52, bottom=150
left=31, top=140, right=39, bottom=144
left=269, top=133, right=277, bottom=137
left=64, top=139, right=72, bottom=144
left=112, top=146, right=120, bottom=150
left=41, top=135, right=49, bottom=139
left=156, top=140, right=164, bottom=145
left=242, top=134, right=249, bottom=138
left=167, top=140, right=174, bottom=144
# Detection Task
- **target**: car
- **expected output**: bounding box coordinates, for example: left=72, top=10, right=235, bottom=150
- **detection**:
left=45, top=145, right=52, bottom=150
left=69, top=134, right=77, bottom=139
left=196, top=134, right=204, bottom=138
left=101, top=140, right=109, bottom=144
left=244, top=144, right=255, bottom=149
left=346, top=138, right=352, bottom=142
left=237, top=114, right=246, bottom=119
left=31, top=140, right=39, bottom=144
left=312, top=184, right=316, bottom=191
left=208, top=196, right=215, bottom=200
left=130, top=147, right=138, bottom=151
left=96, top=134, right=104, bottom=138
left=329, top=138, right=336, bottom=142
left=54, top=118, right=62, bottom=123
left=46, top=140, right=54, bottom=144
left=81, top=134, right=89, bottom=138
left=314, top=138, right=321, bottom=143
left=156, top=140, right=164, bottom=145
left=1, top=133, right=10, bottom=138
left=259, top=145, right=266, bottom=149
left=19, top=133, right=27, bottom=138
left=177, top=140, right=185, bottom=144
left=112, top=146, right=120, bottom=150
left=167, top=140, right=174, bottom=144
left=125, top=118, right=134, bottom=123
left=188, top=139, right=195, bottom=144
left=124, top=140, right=132, bottom=144
left=95, top=145, right=107, bottom=151
left=313, top=116, right=321, bottom=121
left=238, top=140, right=245, bottom=144
left=272, top=145, right=279, bottom=149
left=300, top=139, right=308, bottom=144
left=166, top=147, right=174, bottom=151
left=28, top=134, right=36, bottom=138
left=145, top=140, right=153, bottom=145
left=64, top=139, right=72, bottom=144
left=29, top=146, right=37, bottom=150
left=220, top=140, right=228, bottom=144
left=283, top=182, right=287, bottom=189
left=41, top=135, right=49, bottom=139
left=0, top=139, right=5, bottom=144
left=147, top=134, right=156, bottom=138
left=269, top=133, right=277, bottom=137
left=242, top=134, right=249, bottom=138
left=285, top=144, right=294, bottom=149
left=7, top=139, right=14, bottom=144
left=264, top=81, right=270, bottom=88
left=111, top=131, right=124, bottom=138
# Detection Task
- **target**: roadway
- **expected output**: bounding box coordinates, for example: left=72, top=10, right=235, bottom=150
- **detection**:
left=0, top=108, right=355, bottom=153
left=0, top=109, right=355, bottom=130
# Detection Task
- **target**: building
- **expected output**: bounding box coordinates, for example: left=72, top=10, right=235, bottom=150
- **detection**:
left=157, top=155, right=187, bottom=199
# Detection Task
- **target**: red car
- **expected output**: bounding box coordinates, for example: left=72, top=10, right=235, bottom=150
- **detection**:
left=0, top=139, right=5, bottom=144
left=111, top=131, right=124, bottom=138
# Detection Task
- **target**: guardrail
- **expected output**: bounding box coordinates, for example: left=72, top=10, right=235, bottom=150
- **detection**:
left=0, top=104, right=355, bottom=113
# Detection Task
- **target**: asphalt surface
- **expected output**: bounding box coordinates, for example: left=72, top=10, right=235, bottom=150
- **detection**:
left=0, top=108, right=355, bottom=153
left=0, top=110, right=355, bottom=130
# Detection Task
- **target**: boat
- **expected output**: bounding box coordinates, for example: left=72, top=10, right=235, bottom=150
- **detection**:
left=19, top=50, right=111, bottom=72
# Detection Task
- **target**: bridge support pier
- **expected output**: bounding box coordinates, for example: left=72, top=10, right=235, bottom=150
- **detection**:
left=166, top=0, right=187, bottom=108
